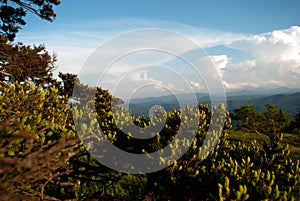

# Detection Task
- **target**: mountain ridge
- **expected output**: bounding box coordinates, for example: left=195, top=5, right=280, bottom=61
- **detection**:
left=126, top=88, right=300, bottom=118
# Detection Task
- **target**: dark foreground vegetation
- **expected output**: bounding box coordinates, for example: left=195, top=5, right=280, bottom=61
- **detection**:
left=1, top=78, right=300, bottom=200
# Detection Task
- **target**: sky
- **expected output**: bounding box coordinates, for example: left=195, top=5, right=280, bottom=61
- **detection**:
left=15, top=0, right=300, bottom=98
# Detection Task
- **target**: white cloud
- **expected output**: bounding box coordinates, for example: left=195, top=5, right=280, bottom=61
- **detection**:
left=16, top=19, right=300, bottom=94
left=210, top=55, right=229, bottom=69
left=17, top=19, right=245, bottom=75
left=222, top=26, right=300, bottom=90
left=209, top=55, right=230, bottom=79
left=229, top=60, right=256, bottom=70
left=228, top=26, right=300, bottom=65
left=190, top=81, right=204, bottom=90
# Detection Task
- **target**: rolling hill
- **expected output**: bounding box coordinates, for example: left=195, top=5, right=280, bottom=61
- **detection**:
left=126, top=89, right=300, bottom=119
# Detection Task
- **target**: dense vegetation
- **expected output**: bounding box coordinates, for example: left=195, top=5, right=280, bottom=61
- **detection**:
left=1, top=72, right=300, bottom=200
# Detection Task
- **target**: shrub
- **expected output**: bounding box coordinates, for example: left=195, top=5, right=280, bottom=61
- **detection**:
left=0, top=81, right=80, bottom=200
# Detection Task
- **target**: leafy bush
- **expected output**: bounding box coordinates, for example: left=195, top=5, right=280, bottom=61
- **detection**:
left=72, top=93, right=300, bottom=200
left=1, top=81, right=299, bottom=200
left=0, top=81, right=80, bottom=200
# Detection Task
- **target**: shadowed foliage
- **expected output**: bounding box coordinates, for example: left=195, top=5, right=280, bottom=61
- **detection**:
left=0, top=36, right=56, bottom=86
left=0, top=81, right=81, bottom=200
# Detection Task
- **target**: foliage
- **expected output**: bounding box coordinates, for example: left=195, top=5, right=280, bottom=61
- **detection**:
left=233, top=104, right=264, bottom=134
left=0, top=0, right=60, bottom=40
left=233, top=103, right=290, bottom=142
left=57, top=72, right=80, bottom=97
left=0, top=81, right=81, bottom=200
left=228, top=129, right=300, bottom=161
left=0, top=36, right=57, bottom=86
left=0, top=80, right=299, bottom=200
left=263, top=104, right=290, bottom=137
left=145, top=134, right=300, bottom=200
left=70, top=93, right=300, bottom=200
left=289, top=111, right=300, bottom=134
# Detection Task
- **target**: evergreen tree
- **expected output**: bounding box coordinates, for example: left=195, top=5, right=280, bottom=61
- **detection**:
left=289, top=111, right=300, bottom=134
left=0, top=0, right=60, bottom=40
left=233, top=104, right=290, bottom=142
left=0, top=36, right=56, bottom=86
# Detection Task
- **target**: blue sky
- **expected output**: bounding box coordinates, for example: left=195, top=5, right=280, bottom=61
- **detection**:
left=22, top=0, right=300, bottom=34
left=16, top=0, right=300, bottom=97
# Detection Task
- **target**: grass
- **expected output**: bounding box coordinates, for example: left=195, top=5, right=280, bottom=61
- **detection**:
left=282, top=133, right=300, bottom=160
left=226, top=129, right=300, bottom=160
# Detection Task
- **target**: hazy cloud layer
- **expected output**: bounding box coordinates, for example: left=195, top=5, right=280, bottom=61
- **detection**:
left=17, top=19, right=300, bottom=95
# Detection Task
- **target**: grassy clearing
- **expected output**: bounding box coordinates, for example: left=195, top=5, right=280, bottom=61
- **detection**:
left=227, top=130, right=300, bottom=160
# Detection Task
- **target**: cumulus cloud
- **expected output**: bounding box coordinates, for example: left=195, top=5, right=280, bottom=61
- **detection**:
left=209, top=55, right=230, bottom=80
left=210, top=55, right=229, bottom=69
left=229, top=26, right=300, bottom=62
left=16, top=19, right=300, bottom=94
left=222, top=26, right=300, bottom=90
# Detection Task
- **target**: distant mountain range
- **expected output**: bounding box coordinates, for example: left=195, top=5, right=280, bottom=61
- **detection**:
left=227, top=92, right=300, bottom=117
left=226, top=87, right=300, bottom=96
left=126, top=87, right=300, bottom=119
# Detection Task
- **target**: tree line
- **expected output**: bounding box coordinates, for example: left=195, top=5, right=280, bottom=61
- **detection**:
left=232, top=103, right=300, bottom=140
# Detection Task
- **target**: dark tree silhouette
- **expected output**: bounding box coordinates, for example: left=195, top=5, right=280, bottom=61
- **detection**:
left=289, top=111, right=300, bottom=134
left=0, top=0, right=60, bottom=40
left=0, top=36, right=56, bottom=86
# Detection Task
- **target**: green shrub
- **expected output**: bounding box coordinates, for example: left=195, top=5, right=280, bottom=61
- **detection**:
left=0, top=81, right=80, bottom=200
left=1, top=81, right=299, bottom=200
